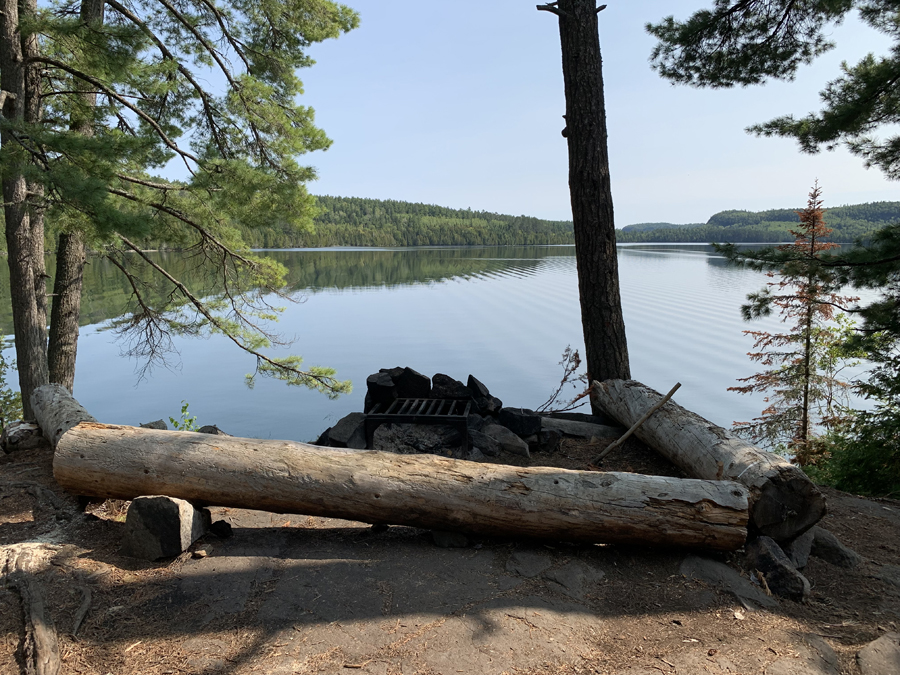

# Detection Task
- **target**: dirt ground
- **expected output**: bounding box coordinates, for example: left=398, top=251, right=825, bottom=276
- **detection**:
left=2, top=435, right=899, bottom=675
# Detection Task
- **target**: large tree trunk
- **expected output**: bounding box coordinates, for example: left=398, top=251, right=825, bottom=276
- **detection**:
left=593, top=379, right=827, bottom=542
left=540, top=0, right=630, bottom=392
left=48, top=0, right=103, bottom=392
left=1, top=0, right=49, bottom=420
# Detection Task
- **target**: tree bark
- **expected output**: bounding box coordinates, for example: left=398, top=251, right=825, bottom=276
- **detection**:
left=47, top=0, right=102, bottom=393
left=542, top=0, right=630, bottom=392
left=1, top=0, right=49, bottom=420
left=593, top=379, right=827, bottom=542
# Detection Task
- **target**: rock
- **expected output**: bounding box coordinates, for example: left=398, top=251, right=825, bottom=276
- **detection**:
left=139, top=419, right=168, bottom=431
left=766, top=633, right=840, bottom=675
left=466, top=375, right=491, bottom=399
left=498, top=407, right=542, bottom=437
left=526, top=429, right=562, bottom=454
left=372, top=423, right=464, bottom=458
left=431, top=530, right=469, bottom=548
left=857, top=632, right=900, bottom=675
left=811, top=526, right=862, bottom=568
left=431, top=373, right=471, bottom=400
left=1, top=421, right=43, bottom=452
left=680, top=556, right=778, bottom=609
left=197, top=425, right=229, bottom=436
left=313, top=427, right=331, bottom=446
left=379, top=366, right=406, bottom=380
left=482, top=423, right=531, bottom=458
left=395, top=367, right=431, bottom=399
left=366, top=372, right=397, bottom=410
left=538, top=416, right=621, bottom=439
left=876, top=564, right=900, bottom=589
left=120, top=496, right=211, bottom=561
left=463, top=446, right=486, bottom=462
left=506, top=550, right=553, bottom=578
left=209, top=520, right=233, bottom=538
left=469, top=429, right=501, bottom=457
left=472, top=395, right=503, bottom=416
left=783, top=529, right=815, bottom=569
left=327, top=412, right=367, bottom=449
left=467, top=413, right=486, bottom=431
left=544, top=561, right=605, bottom=600
left=746, top=536, right=811, bottom=602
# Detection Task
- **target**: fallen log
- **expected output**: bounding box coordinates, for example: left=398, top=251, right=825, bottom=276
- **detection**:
left=592, top=379, right=826, bottom=541
left=46, top=421, right=749, bottom=551
left=30, top=384, right=96, bottom=448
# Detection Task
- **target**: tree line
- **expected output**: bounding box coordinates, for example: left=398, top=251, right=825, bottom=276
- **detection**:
left=616, top=202, right=900, bottom=243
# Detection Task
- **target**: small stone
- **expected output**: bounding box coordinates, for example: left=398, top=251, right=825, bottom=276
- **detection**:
left=811, top=526, right=862, bottom=568
left=395, top=367, right=431, bottom=399
left=139, top=419, right=168, bottom=431
left=191, top=548, right=209, bottom=559
left=746, top=536, right=810, bottom=602
left=482, top=423, right=530, bottom=458
left=209, top=520, right=233, bottom=538
left=783, top=529, right=815, bottom=569
left=197, top=425, right=229, bottom=436
left=120, top=496, right=211, bottom=561
left=431, top=530, right=469, bottom=548
left=467, top=375, right=491, bottom=398
left=431, top=373, right=471, bottom=400
left=679, top=556, right=778, bottom=609
left=506, top=550, right=552, bottom=578
left=498, top=407, right=542, bottom=437
left=327, top=412, right=367, bottom=449
left=366, top=372, right=397, bottom=410
left=857, top=632, right=900, bottom=675
left=469, top=429, right=501, bottom=457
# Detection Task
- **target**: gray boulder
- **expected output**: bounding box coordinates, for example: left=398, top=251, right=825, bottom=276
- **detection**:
left=811, top=526, right=862, bottom=568
left=467, top=374, right=491, bottom=398
left=120, top=496, right=210, bottom=561
left=482, top=423, right=530, bottom=458
left=498, top=407, right=542, bottom=437
left=198, top=425, right=229, bottom=436
left=680, top=555, right=778, bottom=609
left=328, top=412, right=367, bottom=449
left=139, top=419, right=168, bottom=431
left=783, top=529, right=815, bottom=569
left=469, top=429, right=501, bottom=457
left=746, top=536, right=810, bottom=602
left=857, top=632, right=900, bottom=675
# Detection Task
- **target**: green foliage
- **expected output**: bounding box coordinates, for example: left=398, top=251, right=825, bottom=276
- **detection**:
left=0, top=0, right=359, bottom=396
left=169, top=400, right=198, bottom=431
left=0, top=347, right=24, bottom=429
left=616, top=201, right=900, bottom=243
left=648, top=1, right=900, bottom=178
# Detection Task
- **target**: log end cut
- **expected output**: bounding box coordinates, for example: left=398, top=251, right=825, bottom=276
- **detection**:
left=751, top=470, right=827, bottom=542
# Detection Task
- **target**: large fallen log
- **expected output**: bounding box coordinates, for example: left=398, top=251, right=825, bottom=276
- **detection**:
left=592, top=379, right=826, bottom=542
left=49, top=422, right=749, bottom=550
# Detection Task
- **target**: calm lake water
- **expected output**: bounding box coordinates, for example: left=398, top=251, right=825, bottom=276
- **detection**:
left=4, top=245, right=842, bottom=441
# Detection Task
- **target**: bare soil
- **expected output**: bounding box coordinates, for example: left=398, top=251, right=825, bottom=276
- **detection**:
left=2, top=436, right=899, bottom=675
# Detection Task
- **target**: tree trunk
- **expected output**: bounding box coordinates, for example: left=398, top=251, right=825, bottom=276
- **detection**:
left=593, top=379, right=827, bottom=542
left=541, top=0, right=630, bottom=394
left=47, top=0, right=103, bottom=393
left=49, top=422, right=747, bottom=550
left=1, top=0, right=49, bottom=420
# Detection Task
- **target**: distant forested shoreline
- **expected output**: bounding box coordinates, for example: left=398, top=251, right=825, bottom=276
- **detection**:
left=616, top=202, right=900, bottom=243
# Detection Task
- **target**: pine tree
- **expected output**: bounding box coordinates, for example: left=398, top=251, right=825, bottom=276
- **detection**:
left=729, top=184, right=859, bottom=464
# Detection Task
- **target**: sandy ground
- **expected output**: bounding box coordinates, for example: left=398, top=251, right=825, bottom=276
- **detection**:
left=2, top=437, right=899, bottom=675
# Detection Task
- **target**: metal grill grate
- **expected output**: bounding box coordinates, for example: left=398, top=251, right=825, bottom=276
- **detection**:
left=365, top=398, right=471, bottom=448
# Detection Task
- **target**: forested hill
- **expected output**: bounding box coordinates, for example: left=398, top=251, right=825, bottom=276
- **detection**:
left=236, top=196, right=576, bottom=247
left=615, top=201, right=900, bottom=243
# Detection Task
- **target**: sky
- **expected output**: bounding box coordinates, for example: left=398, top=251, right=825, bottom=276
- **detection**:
left=297, top=0, right=898, bottom=227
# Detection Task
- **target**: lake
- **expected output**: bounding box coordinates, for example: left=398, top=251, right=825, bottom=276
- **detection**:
left=3, top=245, right=841, bottom=442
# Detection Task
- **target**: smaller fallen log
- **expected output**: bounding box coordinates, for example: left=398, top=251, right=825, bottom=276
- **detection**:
left=593, top=379, right=826, bottom=542
left=30, top=384, right=96, bottom=448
